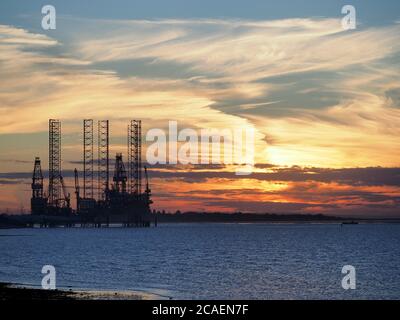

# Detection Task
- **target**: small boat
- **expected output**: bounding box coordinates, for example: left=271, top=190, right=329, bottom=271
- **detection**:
left=342, top=221, right=359, bottom=225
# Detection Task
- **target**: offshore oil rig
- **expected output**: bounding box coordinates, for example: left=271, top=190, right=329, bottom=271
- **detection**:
left=30, top=119, right=152, bottom=227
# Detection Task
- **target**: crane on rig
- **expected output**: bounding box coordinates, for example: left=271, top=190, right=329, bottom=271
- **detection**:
left=144, top=166, right=151, bottom=197
left=31, top=157, right=48, bottom=215
left=74, top=168, right=80, bottom=210
left=60, top=175, right=71, bottom=209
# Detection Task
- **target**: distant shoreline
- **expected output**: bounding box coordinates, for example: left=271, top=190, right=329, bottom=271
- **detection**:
left=155, top=212, right=400, bottom=224
left=1, top=212, right=400, bottom=229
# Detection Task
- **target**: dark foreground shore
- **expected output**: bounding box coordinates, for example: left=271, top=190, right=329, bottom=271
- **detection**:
left=0, top=282, right=75, bottom=300
left=0, top=282, right=156, bottom=300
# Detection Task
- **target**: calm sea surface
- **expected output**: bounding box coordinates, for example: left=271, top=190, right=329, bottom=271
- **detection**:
left=0, top=223, right=399, bottom=299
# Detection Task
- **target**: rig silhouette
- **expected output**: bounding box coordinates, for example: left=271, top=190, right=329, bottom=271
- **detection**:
left=30, top=119, right=152, bottom=227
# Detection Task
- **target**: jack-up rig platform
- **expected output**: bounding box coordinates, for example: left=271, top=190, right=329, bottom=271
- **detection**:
left=29, top=119, right=153, bottom=228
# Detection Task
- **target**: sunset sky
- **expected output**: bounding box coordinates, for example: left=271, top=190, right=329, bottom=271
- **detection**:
left=0, top=0, right=400, bottom=217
